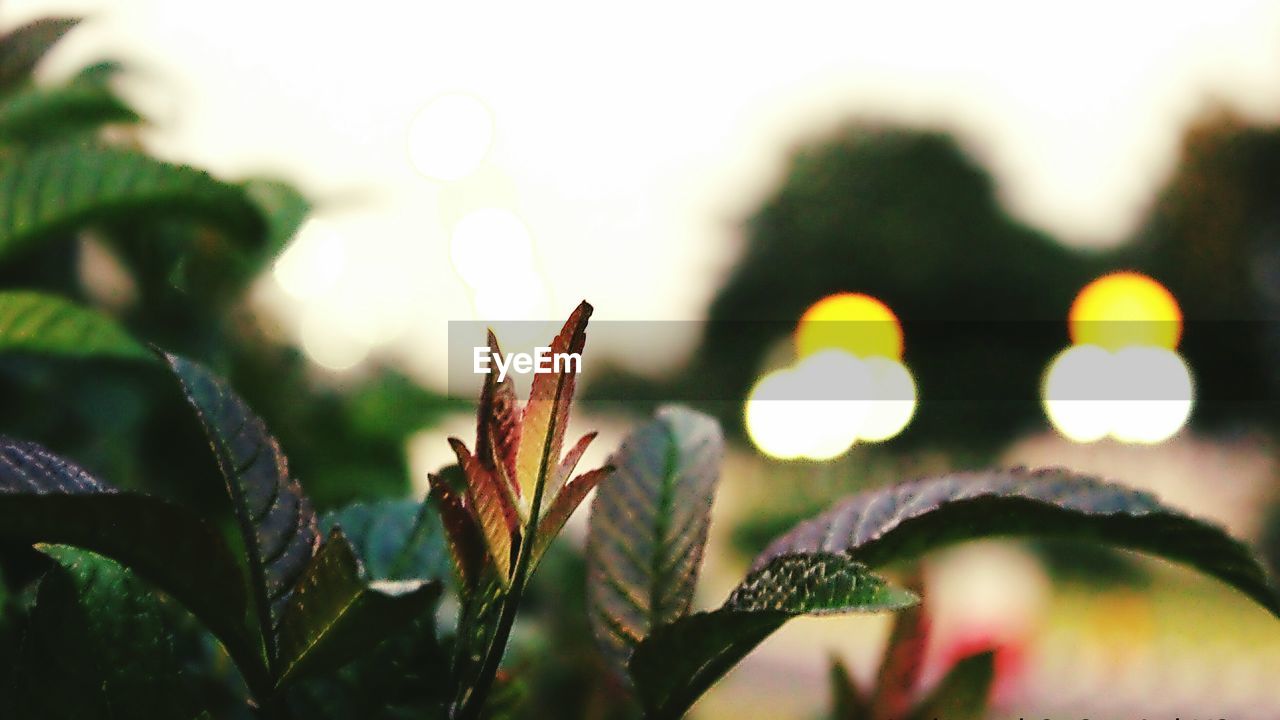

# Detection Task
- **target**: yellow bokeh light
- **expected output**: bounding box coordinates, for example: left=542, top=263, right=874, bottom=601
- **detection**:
left=1068, top=271, right=1182, bottom=350
left=795, top=292, right=904, bottom=360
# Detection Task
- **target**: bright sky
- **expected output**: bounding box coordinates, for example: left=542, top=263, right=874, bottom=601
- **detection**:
left=9, top=0, right=1280, bottom=384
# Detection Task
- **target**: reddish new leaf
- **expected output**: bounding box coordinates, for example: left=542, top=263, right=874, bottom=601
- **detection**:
left=547, top=431, right=597, bottom=509
left=477, top=330, right=521, bottom=498
left=513, top=301, right=591, bottom=501
left=428, top=467, right=486, bottom=592
left=533, top=465, right=612, bottom=560
left=451, top=438, right=520, bottom=583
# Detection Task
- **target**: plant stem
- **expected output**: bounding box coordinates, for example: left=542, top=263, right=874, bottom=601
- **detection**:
left=455, top=375, right=565, bottom=720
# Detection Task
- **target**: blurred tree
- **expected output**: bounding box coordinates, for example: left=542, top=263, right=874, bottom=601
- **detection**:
left=697, top=125, right=1104, bottom=455
left=1122, top=112, right=1280, bottom=430
left=648, top=116, right=1280, bottom=455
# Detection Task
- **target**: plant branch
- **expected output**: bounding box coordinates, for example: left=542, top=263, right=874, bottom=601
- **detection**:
left=455, top=372, right=566, bottom=720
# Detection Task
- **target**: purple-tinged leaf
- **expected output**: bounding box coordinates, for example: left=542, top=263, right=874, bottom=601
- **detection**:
left=165, top=353, right=321, bottom=665
left=585, top=406, right=723, bottom=681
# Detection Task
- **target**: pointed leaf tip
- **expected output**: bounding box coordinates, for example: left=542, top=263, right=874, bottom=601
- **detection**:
left=586, top=406, right=724, bottom=682
left=163, top=353, right=321, bottom=662
left=754, top=468, right=1280, bottom=618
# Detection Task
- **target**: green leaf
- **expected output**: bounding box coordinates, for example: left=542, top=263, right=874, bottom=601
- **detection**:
left=585, top=405, right=723, bottom=679
left=0, top=18, right=79, bottom=91
left=0, top=290, right=149, bottom=360
left=907, top=651, right=994, bottom=720
left=631, top=611, right=785, bottom=720
left=829, top=656, right=871, bottom=720
left=0, top=437, right=267, bottom=693
left=870, top=582, right=928, bottom=720
left=0, top=80, right=138, bottom=146
left=0, top=145, right=265, bottom=262
left=275, top=528, right=442, bottom=688
left=723, top=553, right=918, bottom=615
left=629, top=553, right=916, bottom=719
left=241, top=178, right=310, bottom=255
left=164, top=353, right=321, bottom=667
left=322, top=498, right=451, bottom=583
left=9, top=545, right=195, bottom=719
left=753, top=468, right=1280, bottom=617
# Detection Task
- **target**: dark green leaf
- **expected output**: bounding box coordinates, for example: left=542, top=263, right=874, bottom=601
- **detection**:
left=322, top=498, right=451, bottom=583
left=0, top=18, right=79, bottom=91
left=0, top=437, right=268, bottom=693
left=9, top=545, right=195, bottom=719
left=275, top=528, right=441, bottom=688
left=164, top=353, right=321, bottom=665
left=907, top=651, right=994, bottom=720
left=284, top=611, right=451, bottom=720
left=0, top=80, right=138, bottom=145
left=829, top=656, right=870, bottom=720
left=0, top=145, right=265, bottom=262
left=0, top=290, right=149, bottom=360
left=724, top=552, right=918, bottom=615
left=630, top=610, right=785, bottom=720
left=754, top=468, right=1280, bottom=617
left=870, top=579, right=928, bottom=720
left=242, top=178, right=309, bottom=255
left=629, top=553, right=916, bottom=719
left=586, top=406, right=723, bottom=678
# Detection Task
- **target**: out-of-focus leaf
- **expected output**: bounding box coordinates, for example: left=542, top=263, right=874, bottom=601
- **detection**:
left=0, top=18, right=79, bottom=91
left=345, top=372, right=463, bottom=443
left=164, top=353, right=321, bottom=664
left=0, top=80, right=138, bottom=145
left=8, top=545, right=195, bottom=719
left=586, top=406, right=723, bottom=680
left=72, top=60, right=124, bottom=86
left=284, top=612, right=451, bottom=720
left=830, top=656, right=870, bottom=720
left=513, top=300, right=591, bottom=501
left=907, top=651, right=994, bottom=720
left=242, top=179, right=309, bottom=255
left=0, top=290, right=149, bottom=360
left=0, top=145, right=265, bottom=262
left=870, top=583, right=928, bottom=720
left=275, top=528, right=441, bottom=688
left=322, top=498, right=451, bottom=583
left=0, top=437, right=267, bottom=693
left=629, top=553, right=917, bottom=719
left=754, top=468, right=1280, bottom=617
